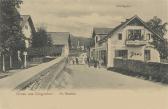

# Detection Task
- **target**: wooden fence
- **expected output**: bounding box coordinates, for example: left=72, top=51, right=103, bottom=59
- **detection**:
left=27, top=45, right=64, bottom=57
left=113, top=58, right=168, bottom=83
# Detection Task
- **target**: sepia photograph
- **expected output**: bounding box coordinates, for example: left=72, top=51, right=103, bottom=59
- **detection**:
left=0, top=0, right=168, bottom=109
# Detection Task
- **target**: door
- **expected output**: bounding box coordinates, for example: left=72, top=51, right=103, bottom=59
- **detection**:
left=144, top=50, right=150, bottom=61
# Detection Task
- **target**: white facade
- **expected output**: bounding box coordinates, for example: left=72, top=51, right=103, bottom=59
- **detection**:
left=47, top=32, right=70, bottom=56
left=107, top=25, right=160, bottom=68
left=22, top=21, right=32, bottom=48
left=91, top=16, right=162, bottom=68
left=20, top=15, right=36, bottom=49
left=62, top=45, right=69, bottom=56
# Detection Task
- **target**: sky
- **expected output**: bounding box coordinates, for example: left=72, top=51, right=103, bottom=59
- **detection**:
left=20, top=0, right=168, bottom=37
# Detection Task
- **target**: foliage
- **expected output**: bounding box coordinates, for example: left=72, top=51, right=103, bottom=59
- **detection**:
left=0, top=0, right=25, bottom=54
left=147, top=16, right=168, bottom=58
left=151, top=38, right=167, bottom=58
left=146, top=16, right=168, bottom=37
left=32, top=27, right=53, bottom=48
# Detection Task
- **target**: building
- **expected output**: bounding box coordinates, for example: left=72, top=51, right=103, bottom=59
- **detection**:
left=70, top=35, right=90, bottom=51
left=20, top=15, right=36, bottom=48
left=90, top=28, right=113, bottom=66
left=0, top=15, right=36, bottom=71
left=47, top=32, right=71, bottom=56
left=90, top=15, right=164, bottom=68
left=92, top=27, right=113, bottom=46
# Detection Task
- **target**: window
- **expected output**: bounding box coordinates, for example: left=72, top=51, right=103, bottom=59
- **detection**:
left=146, top=33, right=151, bottom=40
left=118, top=33, right=122, bottom=40
left=96, top=36, right=98, bottom=42
left=144, top=50, right=150, bottom=61
left=25, top=25, right=28, bottom=30
left=127, top=29, right=143, bottom=40
left=115, top=50, right=128, bottom=59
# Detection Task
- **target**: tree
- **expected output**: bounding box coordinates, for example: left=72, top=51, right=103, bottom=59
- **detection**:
left=32, top=27, right=52, bottom=48
left=146, top=16, right=168, bottom=59
left=147, top=16, right=168, bottom=37
left=0, top=0, right=24, bottom=72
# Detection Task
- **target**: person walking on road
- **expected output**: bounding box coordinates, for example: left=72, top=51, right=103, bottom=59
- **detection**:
left=76, top=57, right=79, bottom=64
left=87, top=56, right=91, bottom=67
left=98, top=58, right=104, bottom=68
left=94, top=59, right=98, bottom=68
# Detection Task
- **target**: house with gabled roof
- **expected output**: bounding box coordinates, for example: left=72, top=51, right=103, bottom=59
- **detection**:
left=92, top=27, right=113, bottom=46
left=90, top=28, right=113, bottom=65
left=0, top=15, right=36, bottom=70
left=21, top=15, right=36, bottom=48
left=47, top=32, right=71, bottom=56
left=90, top=15, right=163, bottom=68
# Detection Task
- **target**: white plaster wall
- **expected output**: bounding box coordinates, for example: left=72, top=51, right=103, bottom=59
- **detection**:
left=107, top=25, right=156, bottom=68
left=107, top=38, right=115, bottom=68
left=127, top=46, right=144, bottom=61
left=63, top=44, right=69, bottom=56
left=22, top=21, right=32, bottom=38
left=22, top=21, right=32, bottom=48
left=145, top=47, right=160, bottom=62
left=25, top=40, right=29, bottom=48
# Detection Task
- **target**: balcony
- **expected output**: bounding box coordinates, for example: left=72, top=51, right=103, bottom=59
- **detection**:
left=126, top=40, right=148, bottom=46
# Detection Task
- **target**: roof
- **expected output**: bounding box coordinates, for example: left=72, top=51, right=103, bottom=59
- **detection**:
left=20, top=15, right=30, bottom=27
left=47, top=32, right=70, bottom=45
left=99, top=15, right=164, bottom=43
left=93, top=28, right=113, bottom=35
left=20, top=15, right=36, bottom=33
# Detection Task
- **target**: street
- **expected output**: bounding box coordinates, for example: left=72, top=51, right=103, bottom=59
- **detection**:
left=51, top=64, right=166, bottom=89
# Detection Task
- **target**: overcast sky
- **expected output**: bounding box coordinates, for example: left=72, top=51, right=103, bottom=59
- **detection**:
left=20, top=0, right=168, bottom=37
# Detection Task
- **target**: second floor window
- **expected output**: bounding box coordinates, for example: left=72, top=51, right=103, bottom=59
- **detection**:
left=25, top=25, right=28, bottom=30
left=146, top=33, right=151, bottom=40
left=96, top=36, right=98, bottom=42
left=127, top=29, right=143, bottom=40
left=118, top=33, right=122, bottom=40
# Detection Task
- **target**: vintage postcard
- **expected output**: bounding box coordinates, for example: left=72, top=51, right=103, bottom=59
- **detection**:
left=0, top=0, right=168, bottom=109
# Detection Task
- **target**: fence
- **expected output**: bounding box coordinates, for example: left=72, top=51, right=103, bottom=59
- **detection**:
left=27, top=45, right=64, bottom=57
left=0, top=55, right=10, bottom=71
left=160, top=59, right=168, bottom=63
left=113, top=58, right=168, bottom=83
left=0, top=46, right=63, bottom=72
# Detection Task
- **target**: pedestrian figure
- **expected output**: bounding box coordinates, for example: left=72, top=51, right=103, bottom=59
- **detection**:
left=76, top=57, right=79, bottom=64
left=94, top=59, right=97, bottom=68
left=72, top=59, right=75, bottom=64
left=98, top=60, right=101, bottom=68
left=96, top=60, right=99, bottom=68
left=98, top=58, right=104, bottom=68
left=72, top=57, right=76, bottom=64
left=87, top=56, right=90, bottom=67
